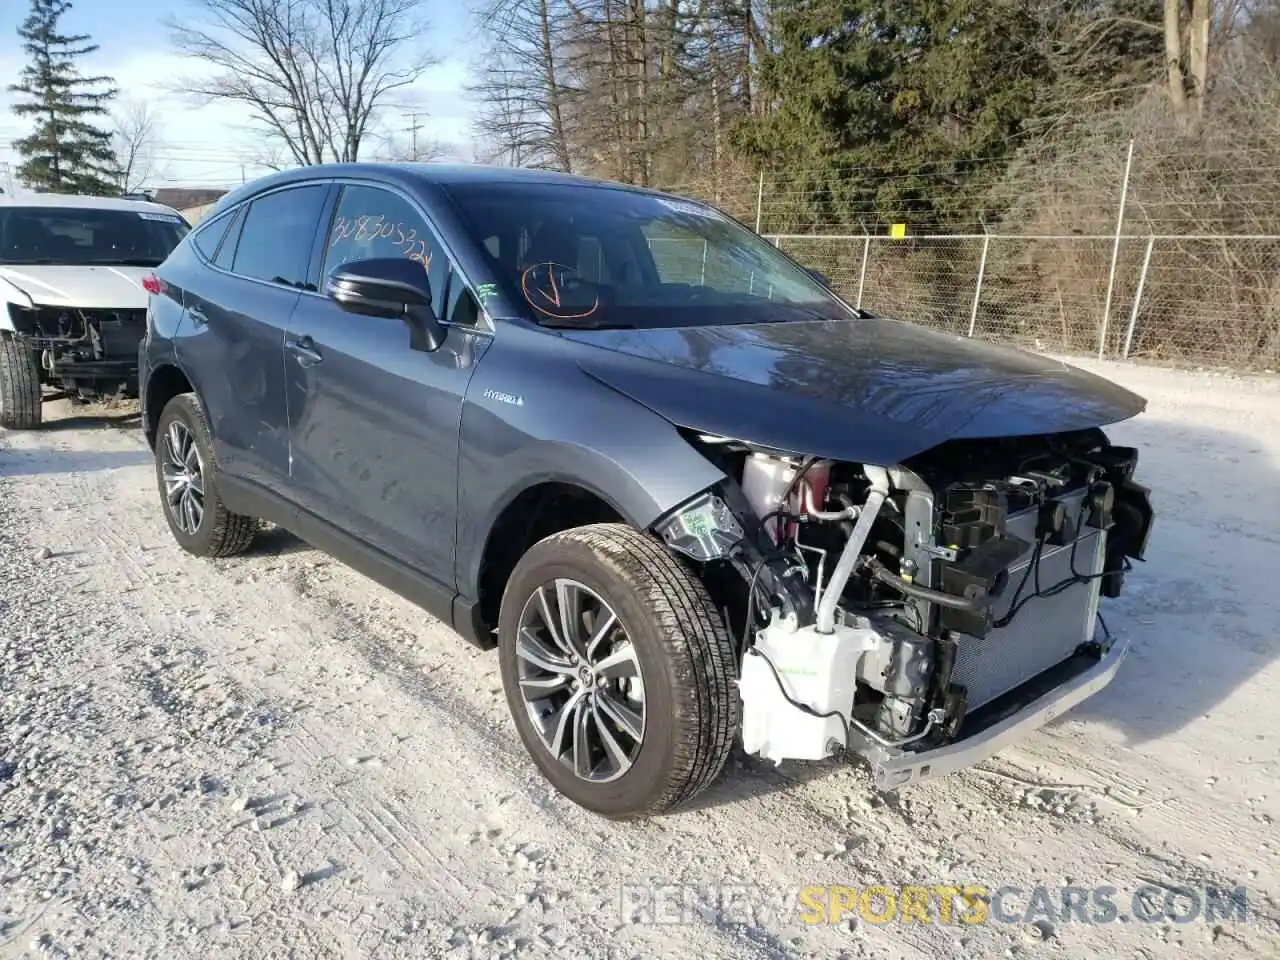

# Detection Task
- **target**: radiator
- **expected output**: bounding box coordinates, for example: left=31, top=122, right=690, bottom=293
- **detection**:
left=949, top=494, right=1107, bottom=711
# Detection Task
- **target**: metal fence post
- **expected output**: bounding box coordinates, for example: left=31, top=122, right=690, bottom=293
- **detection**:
left=1122, top=236, right=1155, bottom=359
left=754, top=170, right=764, bottom=234
left=968, top=232, right=991, bottom=337
left=1098, top=139, right=1135, bottom=359
left=856, top=230, right=871, bottom=309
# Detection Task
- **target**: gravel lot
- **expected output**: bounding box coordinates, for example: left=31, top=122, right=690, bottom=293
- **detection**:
left=2, top=358, right=1279, bottom=959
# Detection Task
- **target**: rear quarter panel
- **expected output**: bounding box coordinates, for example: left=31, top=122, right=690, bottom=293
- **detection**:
left=139, top=255, right=194, bottom=445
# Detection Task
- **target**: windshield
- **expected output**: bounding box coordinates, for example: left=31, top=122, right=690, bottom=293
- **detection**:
left=443, top=182, right=853, bottom=328
left=0, top=206, right=190, bottom=267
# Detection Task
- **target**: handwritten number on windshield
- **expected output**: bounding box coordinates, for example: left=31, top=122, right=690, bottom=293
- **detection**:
left=330, top=214, right=432, bottom=269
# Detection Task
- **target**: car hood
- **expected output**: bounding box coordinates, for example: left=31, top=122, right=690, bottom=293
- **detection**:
left=561, top=317, right=1148, bottom=465
left=0, top=264, right=152, bottom=310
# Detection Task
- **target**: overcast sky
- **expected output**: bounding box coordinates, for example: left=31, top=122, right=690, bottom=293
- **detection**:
left=0, top=0, right=479, bottom=194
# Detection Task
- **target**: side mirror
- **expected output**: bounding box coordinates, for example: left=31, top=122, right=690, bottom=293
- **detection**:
left=806, top=267, right=833, bottom=288
left=325, top=256, right=445, bottom=352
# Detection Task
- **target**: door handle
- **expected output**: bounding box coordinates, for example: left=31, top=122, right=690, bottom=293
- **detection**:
left=187, top=305, right=208, bottom=327
left=286, top=335, right=323, bottom=367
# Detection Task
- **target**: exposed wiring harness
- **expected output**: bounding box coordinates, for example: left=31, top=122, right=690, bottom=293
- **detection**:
left=994, top=529, right=1135, bottom=630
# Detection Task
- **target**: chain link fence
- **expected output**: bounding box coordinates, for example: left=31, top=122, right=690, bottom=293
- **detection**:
left=767, top=233, right=1280, bottom=370
left=659, top=139, right=1280, bottom=372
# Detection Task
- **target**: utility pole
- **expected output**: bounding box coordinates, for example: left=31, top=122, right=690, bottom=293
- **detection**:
left=0, top=162, right=12, bottom=195
left=405, top=112, right=424, bottom=160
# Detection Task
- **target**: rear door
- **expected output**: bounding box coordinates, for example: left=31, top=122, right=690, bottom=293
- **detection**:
left=283, top=180, right=490, bottom=586
left=176, top=183, right=331, bottom=496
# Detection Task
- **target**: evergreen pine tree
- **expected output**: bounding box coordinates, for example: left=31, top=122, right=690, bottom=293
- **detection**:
left=733, top=0, right=1051, bottom=230
left=8, top=0, right=120, bottom=195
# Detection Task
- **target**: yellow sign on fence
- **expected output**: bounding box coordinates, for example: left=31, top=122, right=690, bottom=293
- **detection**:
left=890, top=223, right=907, bottom=239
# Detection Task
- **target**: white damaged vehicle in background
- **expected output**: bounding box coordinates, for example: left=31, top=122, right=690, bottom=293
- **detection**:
left=0, top=193, right=190, bottom=429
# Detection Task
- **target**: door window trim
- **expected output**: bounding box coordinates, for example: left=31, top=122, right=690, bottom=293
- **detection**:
left=188, top=205, right=239, bottom=265
left=308, top=176, right=495, bottom=336
left=199, top=182, right=334, bottom=295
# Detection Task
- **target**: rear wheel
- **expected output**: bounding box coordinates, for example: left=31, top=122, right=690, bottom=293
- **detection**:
left=497, top=523, right=739, bottom=818
left=0, top=336, right=42, bottom=429
left=154, top=393, right=259, bottom=557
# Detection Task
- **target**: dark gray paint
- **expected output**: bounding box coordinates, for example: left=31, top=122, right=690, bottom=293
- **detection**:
left=561, top=319, right=1147, bottom=465
left=140, top=161, right=1149, bottom=632
left=174, top=259, right=296, bottom=497
left=283, top=294, right=491, bottom=584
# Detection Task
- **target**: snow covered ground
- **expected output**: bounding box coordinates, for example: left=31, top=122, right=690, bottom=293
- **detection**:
left=1, top=358, right=1278, bottom=960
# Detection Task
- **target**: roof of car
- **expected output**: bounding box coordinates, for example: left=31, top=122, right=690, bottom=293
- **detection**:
left=0, top=192, right=184, bottom=216
left=208, top=161, right=673, bottom=210
left=293, top=161, right=647, bottom=189
left=386, top=162, right=639, bottom=188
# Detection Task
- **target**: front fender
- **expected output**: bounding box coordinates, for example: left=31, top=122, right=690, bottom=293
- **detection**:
left=454, top=332, right=727, bottom=595
left=0, top=278, right=37, bottom=331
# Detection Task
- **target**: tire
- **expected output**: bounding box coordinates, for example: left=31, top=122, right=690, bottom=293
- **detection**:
left=154, top=392, right=259, bottom=557
left=0, top=336, right=42, bottom=429
left=497, top=523, right=739, bottom=818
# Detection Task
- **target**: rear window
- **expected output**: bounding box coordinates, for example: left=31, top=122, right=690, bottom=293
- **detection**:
left=0, top=206, right=189, bottom=267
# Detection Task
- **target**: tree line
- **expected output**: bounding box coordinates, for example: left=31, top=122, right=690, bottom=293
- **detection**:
left=6, top=0, right=439, bottom=195
left=10, top=0, right=1280, bottom=228
left=471, top=0, right=1280, bottom=229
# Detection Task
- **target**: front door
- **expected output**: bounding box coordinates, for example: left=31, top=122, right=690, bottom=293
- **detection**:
left=283, top=182, right=487, bottom=587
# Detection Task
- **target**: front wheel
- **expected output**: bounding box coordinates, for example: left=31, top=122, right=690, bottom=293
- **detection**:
left=497, top=523, right=739, bottom=818
left=0, top=336, right=42, bottom=429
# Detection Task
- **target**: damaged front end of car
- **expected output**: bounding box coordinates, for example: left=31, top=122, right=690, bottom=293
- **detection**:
left=653, top=428, right=1154, bottom=789
left=6, top=301, right=146, bottom=400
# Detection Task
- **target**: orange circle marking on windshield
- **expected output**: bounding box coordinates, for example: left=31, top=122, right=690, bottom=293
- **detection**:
left=521, top=262, right=600, bottom=320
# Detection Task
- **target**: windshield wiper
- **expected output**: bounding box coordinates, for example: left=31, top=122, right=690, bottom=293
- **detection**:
left=89, top=258, right=166, bottom=267
left=0, top=258, right=65, bottom=265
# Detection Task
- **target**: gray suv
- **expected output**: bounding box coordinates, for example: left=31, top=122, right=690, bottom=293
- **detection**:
left=138, top=164, right=1154, bottom=818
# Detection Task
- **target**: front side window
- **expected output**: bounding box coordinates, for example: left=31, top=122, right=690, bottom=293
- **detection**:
left=0, top=205, right=189, bottom=267
left=322, top=184, right=449, bottom=311
left=442, top=182, right=851, bottom=329
left=231, top=185, right=328, bottom=288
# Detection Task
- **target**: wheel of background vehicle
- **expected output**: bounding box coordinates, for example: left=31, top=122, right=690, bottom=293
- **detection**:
left=154, top=393, right=259, bottom=557
left=497, top=523, right=739, bottom=818
left=0, top=336, right=42, bottom=429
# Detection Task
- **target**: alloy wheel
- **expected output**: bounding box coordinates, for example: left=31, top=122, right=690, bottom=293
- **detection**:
left=514, top=578, right=646, bottom=782
left=161, top=420, right=205, bottom=535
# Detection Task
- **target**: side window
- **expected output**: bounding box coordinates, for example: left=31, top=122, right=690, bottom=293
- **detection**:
left=190, top=212, right=231, bottom=261
left=231, top=185, right=328, bottom=288
left=212, top=206, right=246, bottom=271
left=323, top=184, right=448, bottom=313
left=444, top=266, right=481, bottom=327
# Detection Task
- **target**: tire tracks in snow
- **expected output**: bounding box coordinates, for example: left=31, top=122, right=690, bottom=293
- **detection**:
left=4, top=386, right=1280, bottom=959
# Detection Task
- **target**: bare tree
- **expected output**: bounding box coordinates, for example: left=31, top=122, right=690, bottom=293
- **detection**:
left=112, top=98, right=164, bottom=192
left=1164, top=0, right=1215, bottom=117
left=169, top=0, right=438, bottom=166
left=468, top=0, right=575, bottom=171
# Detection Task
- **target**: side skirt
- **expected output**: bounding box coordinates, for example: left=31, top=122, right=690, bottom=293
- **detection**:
left=218, top=475, right=495, bottom=650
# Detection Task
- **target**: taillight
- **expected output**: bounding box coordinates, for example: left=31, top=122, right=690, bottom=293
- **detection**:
left=142, top=274, right=162, bottom=295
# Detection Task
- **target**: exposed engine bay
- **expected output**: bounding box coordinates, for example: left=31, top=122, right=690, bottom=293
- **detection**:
left=6, top=303, right=146, bottom=400
left=658, top=427, right=1154, bottom=789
